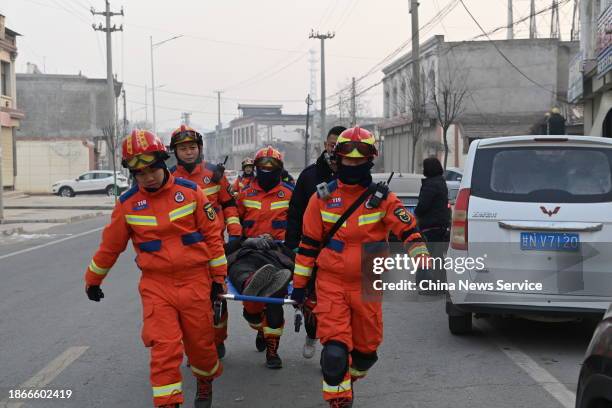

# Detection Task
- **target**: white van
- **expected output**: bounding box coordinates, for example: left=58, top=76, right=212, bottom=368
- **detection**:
left=446, top=136, right=612, bottom=334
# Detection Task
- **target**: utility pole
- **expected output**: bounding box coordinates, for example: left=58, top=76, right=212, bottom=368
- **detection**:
left=215, top=90, right=223, bottom=163
left=144, top=84, right=148, bottom=125
left=181, top=112, right=191, bottom=126
left=122, top=88, right=127, bottom=137
left=350, top=77, right=357, bottom=127
left=309, top=30, right=335, bottom=140
left=507, top=0, right=514, bottom=40
left=550, top=0, right=560, bottom=39
left=410, top=0, right=421, bottom=121
left=529, top=0, right=537, bottom=39
left=92, top=1, right=123, bottom=145
left=305, top=94, right=313, bottom=167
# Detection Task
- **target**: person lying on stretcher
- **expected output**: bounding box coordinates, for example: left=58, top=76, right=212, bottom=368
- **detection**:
left=225, top=234, right=295, bottom=298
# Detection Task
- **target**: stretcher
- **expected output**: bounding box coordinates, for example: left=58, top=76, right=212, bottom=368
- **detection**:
left=220, top=278, right=297, bottom=305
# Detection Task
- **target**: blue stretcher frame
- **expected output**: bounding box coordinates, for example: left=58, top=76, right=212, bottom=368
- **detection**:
left=221, top=278, right=296, bottom=305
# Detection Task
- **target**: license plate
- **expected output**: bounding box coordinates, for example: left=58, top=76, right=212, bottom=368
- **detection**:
left=520, top=232, right=580, bottom=252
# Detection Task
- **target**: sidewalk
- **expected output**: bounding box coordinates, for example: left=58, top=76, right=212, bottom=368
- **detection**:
left=1, top=193, right=114, bottom=235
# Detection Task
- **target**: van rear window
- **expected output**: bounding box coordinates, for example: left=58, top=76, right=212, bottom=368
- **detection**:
left=471, top=146, right=612, bottom=203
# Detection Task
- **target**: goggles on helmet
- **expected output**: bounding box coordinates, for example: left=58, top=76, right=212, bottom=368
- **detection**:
left=255, top=157, right=282, bottom=170
left=126, top=153, right=158, bottom=170
left=335, top=141, right=377, bottom=158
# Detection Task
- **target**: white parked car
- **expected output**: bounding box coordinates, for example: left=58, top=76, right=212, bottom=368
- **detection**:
left=52, top=170, right=129, bottom=197
left=446, top=135, right=612, bottom=334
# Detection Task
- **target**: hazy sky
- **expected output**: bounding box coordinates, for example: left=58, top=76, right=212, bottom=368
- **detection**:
left=3, top=0, right=576, bottom=131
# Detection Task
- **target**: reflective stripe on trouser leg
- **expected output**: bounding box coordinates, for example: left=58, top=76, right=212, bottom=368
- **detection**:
left=263, top=303, right=284, bottom=338
left=322, top=371, right=352, bottom=401
left=243, top=302, right=265, bottom=331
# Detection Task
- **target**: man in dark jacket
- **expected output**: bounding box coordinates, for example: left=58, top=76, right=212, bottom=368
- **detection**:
left=285, top=125, right=346, bottom=359
left=285, top=125, right=346, bottom=249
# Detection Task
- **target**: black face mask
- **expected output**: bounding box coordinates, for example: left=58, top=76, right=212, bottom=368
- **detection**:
left=256, top=167, right=282, bottom=192
left=337, top=161, right=373, bottom=186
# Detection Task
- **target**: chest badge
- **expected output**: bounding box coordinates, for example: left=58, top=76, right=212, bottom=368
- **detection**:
left=326, top=197, right=343, bottom=209
left=175, top=191, right=185, bottom=203
left=133, top=200, right=148, bottom=211
left=277, top=190, right=285, bottom=198
left=203, top=176, right=211, bottom=184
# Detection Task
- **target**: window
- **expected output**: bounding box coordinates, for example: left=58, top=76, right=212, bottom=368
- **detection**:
left=0, top=61, right=9, bottom=97
left=94, top=172, right=112, bottom=179
left=78, top=173, right=95, bottom=181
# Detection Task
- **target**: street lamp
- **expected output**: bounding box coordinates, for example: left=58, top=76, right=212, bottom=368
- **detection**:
left=150, top=34, right=183, bottom=135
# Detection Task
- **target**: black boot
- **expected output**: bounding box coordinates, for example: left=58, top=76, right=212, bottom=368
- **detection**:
left=194, top=378, right=212, bottom=408
left=255, top=330, right=266, bottom=352
left=265, top=336, right=282, bottom=369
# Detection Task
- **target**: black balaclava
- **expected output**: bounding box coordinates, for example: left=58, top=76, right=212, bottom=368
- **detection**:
left=176, top=144, right=203, bottom=174
left=337, top=161, right=373, bottom=186
left=256, top=167, right=282, bottom=192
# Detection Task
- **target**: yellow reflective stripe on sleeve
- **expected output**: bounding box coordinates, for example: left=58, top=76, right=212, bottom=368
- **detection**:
left=208, top=254, right=228, bottom=268
left=125, top=214, right=158, bottom=226
left=270, top=200, right=289, bottom=210
left=263, top=326, right=283, bottom=336
left=168, top=201, right=197, bottom=222
left=152, top=381, right=182, bottom=398
left=322, top=379, right=352, bottom=393
left=243, top=200, right=262, bottom=209
left=294, top=263, right=312, bottom=277
left=191, top=360, right=220, bottom=377
left=349, top=367, right=368, bottom=378
left=89, top=259, right=109, bottom=276
left=358, top=211, right=386, bottom=226
left=320, top=210, right=346, bottom=227
left=226, top=216, right=240, bottom=225
left=203, top=185, right=221, bottom=196
left=408, top=243, right=429, bottom=259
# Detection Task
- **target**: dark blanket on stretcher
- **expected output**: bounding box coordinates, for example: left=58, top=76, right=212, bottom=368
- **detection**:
left=226, top=244, right=295, bottom=293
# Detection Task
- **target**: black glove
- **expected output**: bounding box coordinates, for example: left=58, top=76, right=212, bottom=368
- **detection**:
left=243, top=237, right=273, bottom=250
left=211, top=282, right=226, bottom=302
left=290, top=287, right=305, bottom=305
left=86, top=285, right=104, bottom=302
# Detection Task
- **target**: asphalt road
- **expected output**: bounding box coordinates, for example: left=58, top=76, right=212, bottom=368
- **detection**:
left=0, top=215, right=598, bottom=407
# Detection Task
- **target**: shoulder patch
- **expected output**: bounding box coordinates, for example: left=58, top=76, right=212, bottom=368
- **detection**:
left=393, top=207, right=412, bottom=224
left=119, top=185, right=139, bottom=203
left=174, top=177, right=197, bottom=190
left=281, top=181, right=294, bottom=191
left=169, top=165, right=177, bottom=174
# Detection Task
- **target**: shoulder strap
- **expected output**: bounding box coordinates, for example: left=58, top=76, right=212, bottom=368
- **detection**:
left=320, top=183, right=376, bottom=249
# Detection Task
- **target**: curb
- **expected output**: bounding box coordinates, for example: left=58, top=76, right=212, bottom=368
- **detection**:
left=1, top=226, right=25, bottom=236
left=1, top=211, right=109, bottom=225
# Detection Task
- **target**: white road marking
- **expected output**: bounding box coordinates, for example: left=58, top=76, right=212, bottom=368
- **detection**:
left=0, top=227, right=103, bottom=261
left=0, top=346, right=89, bottom=408
left=475, top=321, right=576, bottom=408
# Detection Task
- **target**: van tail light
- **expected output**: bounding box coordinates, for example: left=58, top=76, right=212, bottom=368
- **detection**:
left=451, top=188, right=470, bottom=250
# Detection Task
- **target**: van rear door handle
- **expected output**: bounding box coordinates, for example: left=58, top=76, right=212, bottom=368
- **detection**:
left=498, top=221, right=603, bottom=232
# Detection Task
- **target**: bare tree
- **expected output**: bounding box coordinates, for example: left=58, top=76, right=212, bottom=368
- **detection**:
left=333, top=78, right=371, bottom=127
left=407, top=72, right=429, bottom=173
left=431, top=69, right=468, bottom=170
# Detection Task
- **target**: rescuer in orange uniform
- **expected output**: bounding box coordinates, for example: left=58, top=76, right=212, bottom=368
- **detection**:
left=232, top=157, right=255, bottom=195
left=290, top=128, right=430, bottom=408
left=169, top=125, right=240, bottom=358
left=235, top=146, right=294, bottom=368
left=84, top=130, right=226, bottom=408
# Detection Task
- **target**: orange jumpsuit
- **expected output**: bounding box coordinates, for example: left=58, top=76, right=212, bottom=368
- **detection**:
left=171, top=161, right=241, bottom=345
left=293, top=180, right=429, bottom=402
left=235, top=179, right=294, bottom=340
left=84, top=175, right=227, bottom=407
left=231, top=174, right=254, bottom=196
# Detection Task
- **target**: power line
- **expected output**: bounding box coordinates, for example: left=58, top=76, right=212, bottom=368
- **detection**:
left=459, top=0, right=560, bottom=97
left=127, top=99, right=236, bottom=117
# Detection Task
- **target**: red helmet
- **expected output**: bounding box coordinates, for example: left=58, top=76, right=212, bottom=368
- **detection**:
left=334, top=127, right=378, bottom=159
left=121, top=129, right=169, bottom=170
left=241, top=157, right=255, bottom=169
left=254, top=146, right=283, bottom=170
left=170, top=125, right=203, bottom=149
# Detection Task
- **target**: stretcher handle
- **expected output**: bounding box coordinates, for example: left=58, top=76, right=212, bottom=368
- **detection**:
left=220, top=293, right=296, bottom=304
